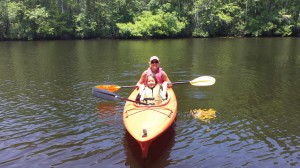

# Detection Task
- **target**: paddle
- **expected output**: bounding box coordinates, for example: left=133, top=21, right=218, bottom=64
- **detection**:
left=95, top=76, right=216, bottom=92
left=172, top=76, right=216, bottom=86
left=92, top=87, right=149, bottom=105
left=95, top=85, right=135, bottom=92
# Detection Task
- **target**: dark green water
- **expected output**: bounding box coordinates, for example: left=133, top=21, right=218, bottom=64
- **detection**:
left=0, top=38, right=299, bottom=168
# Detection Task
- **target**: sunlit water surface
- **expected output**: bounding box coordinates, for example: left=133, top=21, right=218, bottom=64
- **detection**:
left=0, top=38, right=299, bottom=167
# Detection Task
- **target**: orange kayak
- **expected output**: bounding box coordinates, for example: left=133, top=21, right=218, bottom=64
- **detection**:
left=123, top=88, right=177, bottom=158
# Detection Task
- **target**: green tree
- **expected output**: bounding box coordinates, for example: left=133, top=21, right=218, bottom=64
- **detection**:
left=6, top=1, right=26, bottom=39
left=1, top=0, right=300, bottom=40
left=25, top=5, right=54, bottom=39
left=117, top=3, right=186, bottom=38
left=215, top=3, right=245, bottom=36
left=0, top=0, right=8, bottom=39
left=74, top=10, right=97, bottom=38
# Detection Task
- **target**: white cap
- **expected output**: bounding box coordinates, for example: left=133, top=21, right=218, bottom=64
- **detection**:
left=150, top=56, right=159, bottom=62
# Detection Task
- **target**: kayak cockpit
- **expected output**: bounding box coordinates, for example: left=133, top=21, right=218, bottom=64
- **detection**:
left=134, top=91, right=169, bottom=106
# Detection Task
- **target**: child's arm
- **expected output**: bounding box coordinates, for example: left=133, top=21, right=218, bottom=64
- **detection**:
left=161, top=82, right=168, bottom=100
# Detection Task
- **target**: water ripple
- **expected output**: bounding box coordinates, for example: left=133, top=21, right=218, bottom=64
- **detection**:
left=1, top=39, right=300, bottom=167
left=170, top=114, right=300, bottom=167
left=0, top=78, right=126, bottom=167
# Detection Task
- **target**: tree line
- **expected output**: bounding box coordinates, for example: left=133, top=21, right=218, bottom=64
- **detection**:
left=0, top=0, right=300, bottom=40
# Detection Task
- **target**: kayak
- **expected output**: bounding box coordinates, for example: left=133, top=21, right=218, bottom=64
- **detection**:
left=123, top=88, right=177, bottom=158
left=93, top=76, right=216, bottom=158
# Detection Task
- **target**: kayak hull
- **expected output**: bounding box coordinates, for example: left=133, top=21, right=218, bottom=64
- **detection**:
left=123, top=88, right=177, bottom=158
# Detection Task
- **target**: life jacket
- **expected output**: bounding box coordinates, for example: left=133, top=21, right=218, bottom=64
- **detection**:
left=140, top=84, right=163, bottom=105
left=145, top=67, right=163, bottom=84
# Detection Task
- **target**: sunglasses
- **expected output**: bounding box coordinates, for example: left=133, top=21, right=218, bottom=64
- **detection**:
left=151, top=60, right=159, bottom=64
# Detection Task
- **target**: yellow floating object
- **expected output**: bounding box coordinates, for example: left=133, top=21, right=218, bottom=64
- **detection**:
left=190, top=108, right=216, bottom=122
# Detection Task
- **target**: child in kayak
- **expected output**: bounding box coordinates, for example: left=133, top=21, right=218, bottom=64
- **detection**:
left=140, top=74, right=167, bottom=105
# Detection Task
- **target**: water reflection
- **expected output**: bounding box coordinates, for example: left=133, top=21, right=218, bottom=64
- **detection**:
left=124, top=126, right=175, bottom=167
left=96, top=102, right=122, bottom=126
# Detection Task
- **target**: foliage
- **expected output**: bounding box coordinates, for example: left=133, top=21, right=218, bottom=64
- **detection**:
left=6, top=2, right=26, bottom=39
left=74, top=11, right=97, bottom=38
left=0, top=0, right=300, bottom=40
left=116, top=6, right=186, bottom=38
left=25, top=5, right=54, bottom=39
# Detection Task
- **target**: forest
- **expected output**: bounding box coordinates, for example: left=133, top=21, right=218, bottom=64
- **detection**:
left=1, top=0, right=300, bottom=40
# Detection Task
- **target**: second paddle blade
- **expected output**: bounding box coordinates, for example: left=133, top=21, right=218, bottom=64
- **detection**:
left=92, top=87, right=120, bottom=101
left=95, top=85, right=121, bottom=92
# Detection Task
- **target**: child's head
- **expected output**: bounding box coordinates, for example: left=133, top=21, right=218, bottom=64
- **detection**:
left=146, top=74, right=157, bottom=88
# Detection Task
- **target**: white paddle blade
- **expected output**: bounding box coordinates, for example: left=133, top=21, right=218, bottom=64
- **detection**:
left=190, top=76, right=216, bottom=86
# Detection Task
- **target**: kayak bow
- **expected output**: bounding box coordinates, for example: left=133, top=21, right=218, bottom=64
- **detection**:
left=123, top=88, right=177, bottom=158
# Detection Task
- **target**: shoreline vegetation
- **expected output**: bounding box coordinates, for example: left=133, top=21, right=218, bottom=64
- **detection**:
left=1, top=0, right=300, bottom=41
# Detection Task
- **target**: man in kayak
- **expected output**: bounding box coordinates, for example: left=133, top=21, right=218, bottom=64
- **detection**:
left=140, top=74, right=166, bottom=105
left=136, top=56, right=172, bottom=99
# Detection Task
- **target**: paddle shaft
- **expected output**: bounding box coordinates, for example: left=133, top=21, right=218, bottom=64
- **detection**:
left=112, top=81, right=199, bottom=86
left=120, top=82, right=189, bottom=86
left=120, top=85, right=136, bottom=88
left=119, top=97, right=148, bottom=105
left=172, top=81, right=189, bottom=85
left=96, top=76, right=215, bottom=92
left=93, top=87, right=148, bottom=105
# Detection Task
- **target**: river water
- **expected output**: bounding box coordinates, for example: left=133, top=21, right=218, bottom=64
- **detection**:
left=0, top=38, right=299, bottom=168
